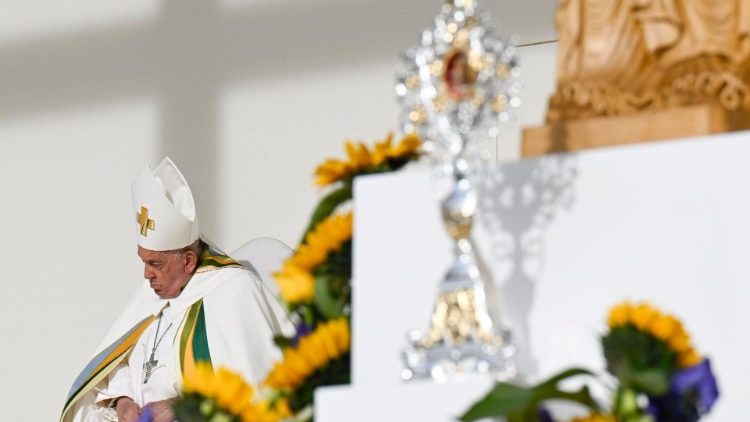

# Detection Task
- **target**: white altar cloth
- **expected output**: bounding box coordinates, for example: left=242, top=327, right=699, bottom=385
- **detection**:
left=317, top=131, right=750, bottom=421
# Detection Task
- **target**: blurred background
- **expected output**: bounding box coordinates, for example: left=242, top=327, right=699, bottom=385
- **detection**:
left=0, top=0, right=556, bottom=419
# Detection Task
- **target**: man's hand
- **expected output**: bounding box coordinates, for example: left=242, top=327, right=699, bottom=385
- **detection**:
left=144, top=398, right=177, bottom=422
left=115, top=397, right=140, bottom=422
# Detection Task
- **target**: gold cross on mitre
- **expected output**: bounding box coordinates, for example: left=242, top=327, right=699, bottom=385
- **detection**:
left=136, top=206, right=156, bottom=236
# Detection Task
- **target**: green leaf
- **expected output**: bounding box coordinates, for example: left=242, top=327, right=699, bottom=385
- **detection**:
left=602, top=325, right=678, bottom=386
left=315, top=241, right=352, bottom=280
left=537, top=367, right=596, bottom=389
left=627, top=368, right=670, bottom=396
left=273, top=335, right=295, bottom=349
left=531, top=369, right=601, bottom=413
left=459, top=367, right=601, bottom=421
left=615, top=388, right=640, bottom=416
left=459, top=383, right=535, bottom=421
left=199, top=398, right=214, bottom=416
left=173, top=395, right=222, bottom=422
left=548, top=385, right=601, bottom=412
left=301, top=183, right=352, bottom=243
left=301, top=305, right=315, bottom=327
left=314, top=275, right=345, bottom=318
left=209, top=412, right=234, bottom=422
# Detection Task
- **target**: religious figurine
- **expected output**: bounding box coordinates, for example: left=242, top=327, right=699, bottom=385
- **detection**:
left=445, top=50, right=478, bottom=101
left=549, top=0, right=750, bottom=121
left=522, top=0, right=750, bottom=157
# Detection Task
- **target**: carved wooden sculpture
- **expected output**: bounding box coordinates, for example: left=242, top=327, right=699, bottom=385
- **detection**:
left=523, top=0, right=750, bottom=157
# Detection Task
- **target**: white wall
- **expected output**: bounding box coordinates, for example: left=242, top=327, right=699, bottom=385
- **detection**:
left=0, top=1, right=557, bottom=420
left=0, top=100, right=159, bottom=417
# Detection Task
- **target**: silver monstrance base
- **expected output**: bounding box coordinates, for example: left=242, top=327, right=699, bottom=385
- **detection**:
left=401, top=162, right=517, bottom=382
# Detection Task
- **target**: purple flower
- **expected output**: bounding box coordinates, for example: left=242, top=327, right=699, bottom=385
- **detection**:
left=537, top=407, right=554, bottom=422
left=647, top=358, right=719, bottom=421
left=671, top=358, right=719, bottom=413
left=292, top=321, right=312, bottom=347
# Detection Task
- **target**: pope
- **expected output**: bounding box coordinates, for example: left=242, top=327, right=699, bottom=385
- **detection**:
left=61, top=157, right=283, bottom=422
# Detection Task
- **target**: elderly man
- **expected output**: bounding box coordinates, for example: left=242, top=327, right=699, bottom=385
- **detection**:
left=61, top=157, right=282, bottom=422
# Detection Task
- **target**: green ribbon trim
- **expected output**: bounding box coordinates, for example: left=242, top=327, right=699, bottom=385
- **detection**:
left=179, top=299, right=213, bottom=374
left=193, top=302, right=212, bottom=367
left=196, top=247, right=242, bottom=273
left=180, top=300, right=201, bottom=372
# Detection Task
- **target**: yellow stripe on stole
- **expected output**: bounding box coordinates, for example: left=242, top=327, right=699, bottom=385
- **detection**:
left=60, top=315, right=156, bottom=422
left=90, top=315, right=155, bottom=378
left=182, top=322, right=198, bottom=380
left=61, top=352, right=131, bottom=422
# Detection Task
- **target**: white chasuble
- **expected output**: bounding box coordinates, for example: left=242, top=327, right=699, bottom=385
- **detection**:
left=94, top=305, right=181, bottom=407
left=62, top=263, right=282, bottom=422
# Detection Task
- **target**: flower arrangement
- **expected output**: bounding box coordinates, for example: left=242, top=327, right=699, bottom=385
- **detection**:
left=460, top=301, right=719, bottom=422
left=264, top=133, right=422, bottom=419
left=313, top=132, right=421, bottom=187
left=172, top=363, right=290, bottom=422
left=274, top=213, right=353, bottom=306
left=601, top=301, right=718, bottom=421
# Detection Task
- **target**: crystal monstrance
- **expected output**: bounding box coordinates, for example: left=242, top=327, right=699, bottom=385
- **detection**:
left=397, top=0, right=521, bottom=382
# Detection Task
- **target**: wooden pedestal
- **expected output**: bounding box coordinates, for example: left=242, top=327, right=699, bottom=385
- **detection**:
left=521, top=104, right=750, bottom=158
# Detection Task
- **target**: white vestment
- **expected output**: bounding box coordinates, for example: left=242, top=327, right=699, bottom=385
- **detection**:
left=95, top=305, right=181, bottom=407
left=63, top=264, right=282, bottom=422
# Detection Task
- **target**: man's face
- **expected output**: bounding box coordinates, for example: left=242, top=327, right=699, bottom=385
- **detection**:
left=138, top=246, right=192, bottom=299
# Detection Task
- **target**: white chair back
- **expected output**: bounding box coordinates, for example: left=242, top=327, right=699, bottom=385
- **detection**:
left=231, top=237, right=295, bottom=337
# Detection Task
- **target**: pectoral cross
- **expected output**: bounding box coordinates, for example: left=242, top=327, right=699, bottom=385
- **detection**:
left=143, top=353, right=158, bottom=384
left=143, top=316, right=172, bottom=384
left=136, top=206, right=155, bottom=236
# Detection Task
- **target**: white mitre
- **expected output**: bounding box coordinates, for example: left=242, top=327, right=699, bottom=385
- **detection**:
left=131, top=157, right=200, bottom=251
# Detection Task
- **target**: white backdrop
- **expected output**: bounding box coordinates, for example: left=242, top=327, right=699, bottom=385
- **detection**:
left=0, top=1, right=557, bottom=420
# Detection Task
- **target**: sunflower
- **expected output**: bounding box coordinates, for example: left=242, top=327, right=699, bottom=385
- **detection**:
left=182, top=363, right=282, bottom=421
left=241, top=399, right=291, bottom=422
left=386, top=132, right=421, bottom=159
left=570, top=413, right=616, bottom=422
left=313, top=133, right=422, bottom=187
left=607, top=301, right=702, bottom=368
left=264, top=319, right=351, bottom=391
left=288, top=212, right=353, bottom=271
left=314, top=158, right=351, bottom=188
left=274, top=264, right=316, bottom=305
left=274, top=213, right=353, bottom=304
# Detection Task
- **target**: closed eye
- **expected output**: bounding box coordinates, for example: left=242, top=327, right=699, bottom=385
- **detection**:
left=145, top=260, right=165, bottom=269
